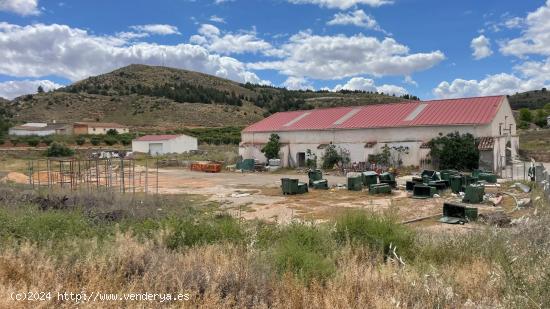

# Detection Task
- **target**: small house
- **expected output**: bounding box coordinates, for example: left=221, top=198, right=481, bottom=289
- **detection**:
left=132, top=134, right=198, bottom=156
left=9, top=122, right=72, bottom=136
left=73, top=122, right=129, bottom=135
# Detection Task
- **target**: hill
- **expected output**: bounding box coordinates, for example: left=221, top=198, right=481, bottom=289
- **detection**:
left=508, top=88, right=550, bottom=109
left=6, top=64, right=412, bottom=129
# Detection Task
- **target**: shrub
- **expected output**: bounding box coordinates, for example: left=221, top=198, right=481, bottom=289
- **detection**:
left=517, top=121, right=530, bottom=130
left=334, top=210, right=415, bottom=259
left=9, top=138, right=19, bottom=146
left=270, top=223, right=335, bottom=282
left=120, top=137, right=132, bottom=146
left=165, top=214, right=245, bottom=249
left=27, top=137, right=40, bottom=147
left=519, top=108, right=533, bottom=122
left=429, top=132, right=479, bottom=171
left=46, top=142, right=75, bottom=157
left=75, top=136, right=86, bottom=146
left=106, top=128, right=119, bottom=136
left=90, top=136, right=101, bottom=146
left=104, top=136, right=118, bottom=146
left=321, top=144, right=350, bottom=169
left=261, top=133, right=281, bottom=160
left=41, top=136, right=53, bottom=146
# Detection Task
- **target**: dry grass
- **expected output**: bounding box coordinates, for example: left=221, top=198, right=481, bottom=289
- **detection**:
left=0, top=184, right=548, bottom=308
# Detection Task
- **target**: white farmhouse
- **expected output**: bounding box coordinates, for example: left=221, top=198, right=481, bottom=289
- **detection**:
left=132, top=134, right=198, bottom=156
left=239, top=95, right=519, bottom=174
left=9, top=122, right=72, bottom=136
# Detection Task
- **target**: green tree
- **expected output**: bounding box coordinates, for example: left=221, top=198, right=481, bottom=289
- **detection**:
left=321, top=144, right=350, bottom=169
left=46, top=142, right=75, bottom=157
left=27, top=137, right=40, bottom=147
left=90, top=136, right=101, bottom=146
left=104, top=136, right=118, bottom=146
left=106, top=129, right=119, bottom=136
left=41, top=136, right=53, bottom=146
left=37, top=85, right=44, bottom=93
left=75, top=136, right=86, bottom=146
left=519, top=108, right=533, bottom=122
left=261, top=134, right=281, bottom=160
left=429, top=132, right=479, bottom=171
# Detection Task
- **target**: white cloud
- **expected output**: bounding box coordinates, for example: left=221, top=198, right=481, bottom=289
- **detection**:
left=288, top=0, right=392, bottom=10
left=129, top=24, right=180, bottom=35
left=332, top=77, right=407, bottom=96
left=500, top=0, right=550, bottom=56
left=470, top=35, right=492, bottom=60
left=0, top=22, right=266, bottom=84
left=209, top=15, right=226, bottom=23
left=214, top=0, right=234, bottom=4
left=282, top=76, right=314, bottom=90
left=190, top=24, right=273, bottom=55
left=504, top=17, right=523, bottom=29
left=249, top=31, right=445, bottom=80
left=433, top=73, right=548, bottom=99
left=0, top=0, right=39, bottom=16
left=327, top=9, right=386, bottom=33
left=0, top=79, right=63, bottom=99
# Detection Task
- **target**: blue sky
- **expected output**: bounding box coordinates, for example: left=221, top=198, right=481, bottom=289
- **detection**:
left=0, top=0, right=549, bottom=100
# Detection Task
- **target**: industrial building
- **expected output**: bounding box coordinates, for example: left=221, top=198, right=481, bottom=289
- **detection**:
left=73, top=122, right=129, bottom=135
left=239, top=95, right=518, bottom=174
left=8, top=122, right=72, bottom=136
left=132, top=134, right=198, bottom=156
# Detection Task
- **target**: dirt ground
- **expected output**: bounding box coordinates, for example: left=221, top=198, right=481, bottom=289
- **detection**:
left=2, top=164, right=535, bottom=229
left=150, top=169, right=532, bottom=227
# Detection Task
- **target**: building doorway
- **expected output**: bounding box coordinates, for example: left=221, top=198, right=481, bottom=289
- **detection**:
left=296, top=152, right=306, bottom=167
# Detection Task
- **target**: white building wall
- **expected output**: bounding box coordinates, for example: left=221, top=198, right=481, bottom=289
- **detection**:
left=8, top=128, right=56, bottom=136
left=132, top=135, right=198, bottom=155
left=88, top=127, right=129, bottom=135
left=165, top=135, right=198, bottom=153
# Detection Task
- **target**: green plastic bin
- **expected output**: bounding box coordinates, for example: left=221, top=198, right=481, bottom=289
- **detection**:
left=442, top=170, right=460, bottom=181
left=421, top=170, right=440, bottom=181
left=465, top=207, right=478, bottom=221
left=478, top=172, right=497, bottom=184
left=450, top=175, right=463, bottom=193
left=462, top=184, right=485, bottom=204
left=406, top=181, right=416, bottom=191
left=237, top=159, right=255, bottom=171
left=441, top=202, right=477, bottom=224
left=308, top=169, right=323, bottom=186
left=413, top=184, right=436, bottom=199
left=297, top=182, right=309, bottom=194
left=428, top=180, right=447, bottom=191
left=362, top=171, right=378, bottom=187
left=347, top=175, right=363, bottom=191
left=369, top=183, right=392, bottom=194
left=312, top=179, right=328, bottom=190
left=281, top=178, right=308, bottom=195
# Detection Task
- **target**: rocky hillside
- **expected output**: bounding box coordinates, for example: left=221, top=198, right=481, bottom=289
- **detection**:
left=6, top=64, right=412, bottom=129
left=508, top=88, right=550, bottom=109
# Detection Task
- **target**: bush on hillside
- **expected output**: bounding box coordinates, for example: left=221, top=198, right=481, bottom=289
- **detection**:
left=27, top=137, right=40, bottom=147
left=46, top=142, right=75, bottom=157
left=90, top=136, right=101, bottom=146
left=41, top=136, right=53, bottom=146
left=104, top=136, right=117, bottom=146
left=75, top=136, right=86, bottom=146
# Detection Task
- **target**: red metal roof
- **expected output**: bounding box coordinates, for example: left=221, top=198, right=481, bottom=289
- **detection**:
left=134, top=135, right=179, bottom=142
left=244, top=96, right=505, bottom=133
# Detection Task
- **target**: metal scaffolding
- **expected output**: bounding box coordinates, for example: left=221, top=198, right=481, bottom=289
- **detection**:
left=27, top=158, right=159, bottom=194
